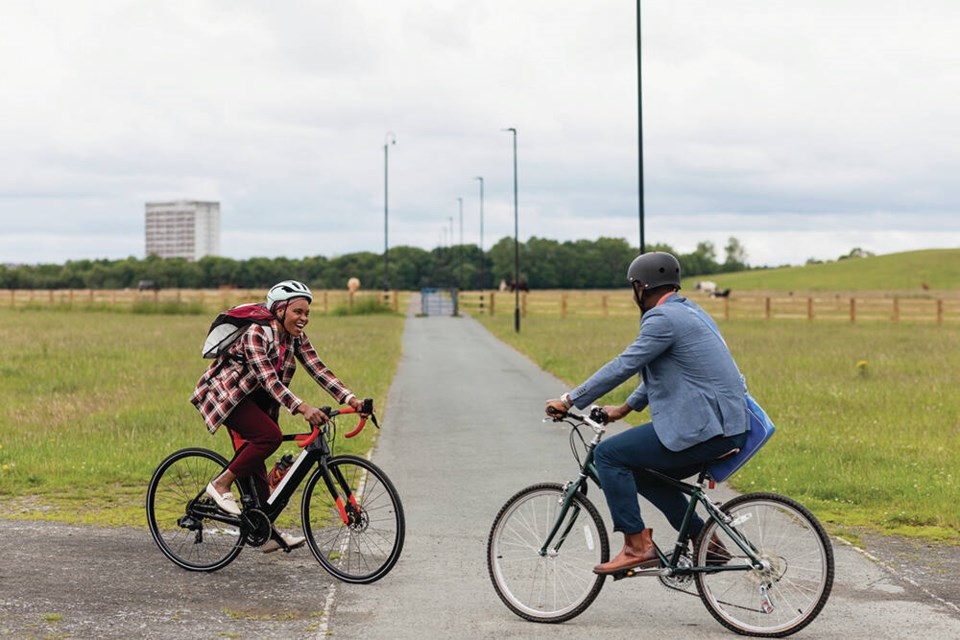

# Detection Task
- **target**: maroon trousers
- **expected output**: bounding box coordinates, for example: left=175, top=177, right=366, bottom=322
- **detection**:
left=223, top=393, right=282, bottom=504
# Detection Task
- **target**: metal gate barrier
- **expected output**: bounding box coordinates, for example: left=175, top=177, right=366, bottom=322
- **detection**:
left=420, top=288, right=458, bottom=316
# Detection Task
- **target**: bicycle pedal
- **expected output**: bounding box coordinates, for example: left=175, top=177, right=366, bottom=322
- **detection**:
left=612, top=566, right=666, bottom=581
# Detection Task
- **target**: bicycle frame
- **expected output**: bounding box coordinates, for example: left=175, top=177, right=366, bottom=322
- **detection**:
left=186, top=406, right=374, bottom=531
left=541, top=409, right=765, bottom=576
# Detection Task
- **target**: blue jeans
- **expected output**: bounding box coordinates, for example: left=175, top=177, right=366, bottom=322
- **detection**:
left=594, top=423, right=747, bottom=535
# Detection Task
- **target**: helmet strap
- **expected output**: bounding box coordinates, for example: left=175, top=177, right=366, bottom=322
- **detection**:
left=632, top=282, right=644, bottom=310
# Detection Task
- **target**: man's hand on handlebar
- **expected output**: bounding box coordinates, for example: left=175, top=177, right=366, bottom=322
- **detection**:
left=297, top=402, right=329, bottom=427
left=600, top=402, right=632, bottom=424
left=545, top=399, right=568, bottom=419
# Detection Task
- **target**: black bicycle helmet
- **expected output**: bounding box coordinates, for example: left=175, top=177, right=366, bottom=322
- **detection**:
left=626, top=252, right=682, bottom=290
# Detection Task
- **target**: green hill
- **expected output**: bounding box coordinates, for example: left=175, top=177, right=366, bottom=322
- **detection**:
left=683, top=248, right=960, bottom=293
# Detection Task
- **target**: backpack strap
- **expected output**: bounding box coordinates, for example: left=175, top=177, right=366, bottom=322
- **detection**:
left=681, top=303, right=748, bottom=392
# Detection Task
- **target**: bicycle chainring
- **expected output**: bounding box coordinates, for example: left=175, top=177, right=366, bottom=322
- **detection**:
left=659, top=551, right=697, bottom=595
left=240, top=509, right=272, bottom=547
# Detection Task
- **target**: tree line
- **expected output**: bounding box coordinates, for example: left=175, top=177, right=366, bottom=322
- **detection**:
left=0, top=236, right=750, bottom=291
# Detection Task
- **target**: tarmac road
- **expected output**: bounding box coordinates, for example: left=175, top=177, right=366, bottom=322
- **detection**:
left=1, top=306, right=958, bottom=639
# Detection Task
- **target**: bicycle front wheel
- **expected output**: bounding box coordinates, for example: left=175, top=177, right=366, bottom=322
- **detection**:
left=146, top=448, right=244, bottom=572
left=301, top=455, right=405, bottom=584
left=487, top=483, right=609, bottom=623
left=695, top=492, right=834, bottom=637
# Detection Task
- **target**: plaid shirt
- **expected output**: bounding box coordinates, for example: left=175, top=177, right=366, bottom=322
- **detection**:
left=191, top=321, right=354, bottom=434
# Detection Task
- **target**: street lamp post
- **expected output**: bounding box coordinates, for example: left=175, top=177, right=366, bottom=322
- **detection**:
left=448, top=215, right=454, bottom=284
left=457, top=197, right=464, bottom=288
left=636, top=1, right=645, bottom=254
left=383, top=132, right=396, bottom=292
left=473, top=176, right=484, bottom=290
left=503, top=127, right=520, bottom=333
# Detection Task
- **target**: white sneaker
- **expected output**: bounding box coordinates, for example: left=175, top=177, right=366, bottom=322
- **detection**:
left=205, top=483, right=241, bottom=515
left=261, top=530, right=306, bottom=554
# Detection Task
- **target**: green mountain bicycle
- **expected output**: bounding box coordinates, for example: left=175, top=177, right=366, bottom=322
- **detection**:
left=487, top=406, right=833, bottom=637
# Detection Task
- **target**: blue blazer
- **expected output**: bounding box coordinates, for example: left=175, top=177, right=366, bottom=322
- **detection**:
left=569, top=295, right=748, bottom=451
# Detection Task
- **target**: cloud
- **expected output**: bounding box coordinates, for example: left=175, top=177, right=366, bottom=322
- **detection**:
left=0, top=1, right=957, bottom=267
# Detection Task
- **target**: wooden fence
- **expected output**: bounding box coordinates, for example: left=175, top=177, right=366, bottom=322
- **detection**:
left=4, top=288, right=959, bottom=324
left=456, top=289, right=960, bottom=325
left=0, top=288, right=402, bottom=314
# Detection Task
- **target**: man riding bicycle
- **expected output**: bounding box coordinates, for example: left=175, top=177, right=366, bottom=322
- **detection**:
left=546, top=252, right=749, bottom=575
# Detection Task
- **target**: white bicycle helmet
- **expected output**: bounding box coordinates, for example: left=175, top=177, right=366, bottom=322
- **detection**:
left=266, top=280, right=313, bottom=311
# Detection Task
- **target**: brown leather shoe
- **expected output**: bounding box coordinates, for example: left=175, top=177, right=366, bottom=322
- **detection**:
left=705, top=533, right=732, bottom=566
left=593, top=529, right=660, bottom=575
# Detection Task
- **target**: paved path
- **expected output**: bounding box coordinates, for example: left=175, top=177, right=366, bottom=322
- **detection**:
left=1, top=307, right=958, bottom=639
left=329, top=309, right=960, bottom=639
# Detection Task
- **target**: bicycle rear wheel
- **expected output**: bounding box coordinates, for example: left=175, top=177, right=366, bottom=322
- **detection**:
left=301, top=455, right=404, bottom=584
left=487, top=483, right=609, bottom=623
left=695, top=492, right=834, bottom=637
left=146, top=448, right=244, bottom=572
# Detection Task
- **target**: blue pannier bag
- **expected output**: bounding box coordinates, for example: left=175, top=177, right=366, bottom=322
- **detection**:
left=708, top=392, right=775, bottom=483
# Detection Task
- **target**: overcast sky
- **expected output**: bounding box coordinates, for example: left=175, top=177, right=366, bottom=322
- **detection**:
left=1, top=1, right=957, bottom=267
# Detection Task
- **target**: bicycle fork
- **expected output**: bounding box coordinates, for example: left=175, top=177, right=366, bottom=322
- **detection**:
left=319, top=462, right=362, bottom=526
left=539, top=438, right=604, bottom=557
left=538, top=478, right=588, bottom=557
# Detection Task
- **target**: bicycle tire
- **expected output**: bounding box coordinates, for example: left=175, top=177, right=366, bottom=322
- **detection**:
left=146, top=447, right=244, bottom=572
left=694, top=492, right=834, bottom=637
left=487, top=483, right=609, bottom=623
left=301, top=455, right=405, bottom=584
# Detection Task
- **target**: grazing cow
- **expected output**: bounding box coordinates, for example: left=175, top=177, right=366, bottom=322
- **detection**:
left=711, top=288, right=732, bottom=298
left=921, top=282, right=930, bottom=291
left=694, top=280, right=717, bottom=295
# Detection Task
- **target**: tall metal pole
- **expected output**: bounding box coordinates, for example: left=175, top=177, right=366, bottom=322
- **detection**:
left=637, top=2, right=646, bottom=254
left=503, top=127, right=520, bottom=333
left=384, top=132, right=396, bottom=291
left=474, top=176, right=484, bottom=289
left=457, top=196, right=464, bottom=288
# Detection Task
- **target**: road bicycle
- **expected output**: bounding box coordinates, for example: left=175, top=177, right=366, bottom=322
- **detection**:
left=487, top=407, right=834, bottom=637
left=147, top=399, right=404, bottom=584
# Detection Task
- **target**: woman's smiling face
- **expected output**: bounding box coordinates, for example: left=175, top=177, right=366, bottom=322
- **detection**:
left=282, top=297, right=311, bottom=336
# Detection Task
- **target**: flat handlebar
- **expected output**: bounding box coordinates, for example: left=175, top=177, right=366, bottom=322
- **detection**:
left=547, top=405, right=609, bottom=425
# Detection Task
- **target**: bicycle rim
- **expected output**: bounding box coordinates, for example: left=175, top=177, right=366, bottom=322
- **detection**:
left=302, top=455, right=405, bottom=584
left=695, top=493, right=834, bottom=637
left=487, top=483, right=608, bottom=623
left=146, top=448, right=243, bottom=572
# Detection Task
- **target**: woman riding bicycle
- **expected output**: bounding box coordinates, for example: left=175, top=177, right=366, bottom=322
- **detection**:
left=191, top=279, right=366, bottom=552
left=546, top=252, right=749, bottom=575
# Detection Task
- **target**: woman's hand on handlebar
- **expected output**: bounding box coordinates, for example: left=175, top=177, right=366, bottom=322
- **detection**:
left=348, top=396, right=365, bottom=415
left=297, top=402, right=329, bottom=427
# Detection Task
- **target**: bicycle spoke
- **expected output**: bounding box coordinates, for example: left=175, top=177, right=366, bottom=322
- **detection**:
left=302, top=456, right=404, bottom=583
left=488, top=484, right=608, bottom=623
left=696, top=493, right=834, bottom=636
left=147, top=449, right=243, bottom=572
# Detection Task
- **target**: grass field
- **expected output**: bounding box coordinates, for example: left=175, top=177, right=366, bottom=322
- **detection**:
left=479, top=312, right=960, bottom=543
left=694, top=248, right=960, bottom=292
left=0, top=308, right=404, bottom=527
